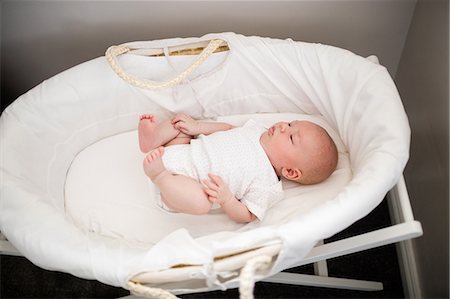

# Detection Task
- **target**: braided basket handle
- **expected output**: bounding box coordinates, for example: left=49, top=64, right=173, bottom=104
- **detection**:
left=128, top=255, right=273, bottom=299
left=128, top=281, right=179, bottom=299
left=105, top=39, right=225, bottom=90
left=239, top=255, right=273, bottom=299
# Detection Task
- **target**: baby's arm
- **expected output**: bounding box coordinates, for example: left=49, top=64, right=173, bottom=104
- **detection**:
left=172, top=113, right=235, bottom=136
left=202, top=173, right=256, bottom=223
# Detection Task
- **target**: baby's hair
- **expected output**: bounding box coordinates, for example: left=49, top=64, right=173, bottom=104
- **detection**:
left=298, top=127, right=338, bottom=185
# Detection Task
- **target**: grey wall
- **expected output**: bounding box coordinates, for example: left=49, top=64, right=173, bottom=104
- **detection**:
left=1, top=0, right=416, bottom=111
left=395, top=1, right=449, bottom=298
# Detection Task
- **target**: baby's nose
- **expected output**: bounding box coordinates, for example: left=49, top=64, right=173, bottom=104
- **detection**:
left=279, top=123, right=288, bottom=132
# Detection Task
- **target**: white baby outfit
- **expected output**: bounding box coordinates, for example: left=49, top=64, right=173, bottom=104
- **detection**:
left=161, top=119, right=283, bottom=220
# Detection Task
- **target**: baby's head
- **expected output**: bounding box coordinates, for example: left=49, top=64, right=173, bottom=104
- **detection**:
left=260, top=120, right=338, bottom=185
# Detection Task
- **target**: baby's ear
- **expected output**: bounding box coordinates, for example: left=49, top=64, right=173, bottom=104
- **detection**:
left=281, top=167, right=302, bottom=181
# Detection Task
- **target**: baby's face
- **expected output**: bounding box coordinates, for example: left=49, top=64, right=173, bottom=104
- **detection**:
left=260, top=120, right=323, bottom=177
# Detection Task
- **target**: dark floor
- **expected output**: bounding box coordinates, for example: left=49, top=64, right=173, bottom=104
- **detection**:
left=1, top=200, right=404, bottom=298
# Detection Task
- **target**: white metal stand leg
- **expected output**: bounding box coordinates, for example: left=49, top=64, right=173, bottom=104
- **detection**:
left=263, top=272, right=383, bottom=291
left=262, top=221, right=421, bottom=291
left=263, top=240, right=383, bottom=291
left=387, top=176, right=422, bottom=298
left=313, top=240, right=329, bottom=277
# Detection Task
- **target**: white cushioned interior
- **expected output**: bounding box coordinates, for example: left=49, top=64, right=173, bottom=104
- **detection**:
left=65, top=113, right=351, bottom=246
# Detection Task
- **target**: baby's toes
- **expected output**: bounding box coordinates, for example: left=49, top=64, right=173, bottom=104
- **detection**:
left=144, top=154, right=153, bottom=164
left=151, top=148, right=163, bottom=159
left=149, top=115, right=159, bottom=123
left=147, top=152, right=157, bottom=161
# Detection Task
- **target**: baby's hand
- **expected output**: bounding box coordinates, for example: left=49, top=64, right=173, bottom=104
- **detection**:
left=171, top=113, right=201, bottom=136
left=202, top=173, right=234, bottom=205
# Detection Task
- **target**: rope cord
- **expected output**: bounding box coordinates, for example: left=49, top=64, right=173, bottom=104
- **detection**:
left=105, top=39, right=225, bottom=90
left=239, top=255, right=273, bottom=299
left=128, top=281, right=180, bottom=299
left=127, top=254, right=272, bottom=298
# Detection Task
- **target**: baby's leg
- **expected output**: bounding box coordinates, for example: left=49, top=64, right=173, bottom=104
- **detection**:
left=138, top=115, right=192, bottom=153
left=143, top=147, right=212, bottom=214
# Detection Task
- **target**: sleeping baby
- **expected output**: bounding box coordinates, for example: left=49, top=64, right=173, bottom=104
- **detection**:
left=138, top=113, right=338, bottom=223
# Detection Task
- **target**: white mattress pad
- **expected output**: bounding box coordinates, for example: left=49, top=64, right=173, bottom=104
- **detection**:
left=65, top=113, right=351, bottom=247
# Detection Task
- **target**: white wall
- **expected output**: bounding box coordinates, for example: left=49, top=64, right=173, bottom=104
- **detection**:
left=395, top=1, right=449, bottom=298
left=1, top=0, right=415, bottom=110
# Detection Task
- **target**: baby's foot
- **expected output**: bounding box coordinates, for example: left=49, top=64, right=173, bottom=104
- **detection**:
left=143, top=147, right=166, bottom=180
left=138, top=114, right=159, bottom=153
